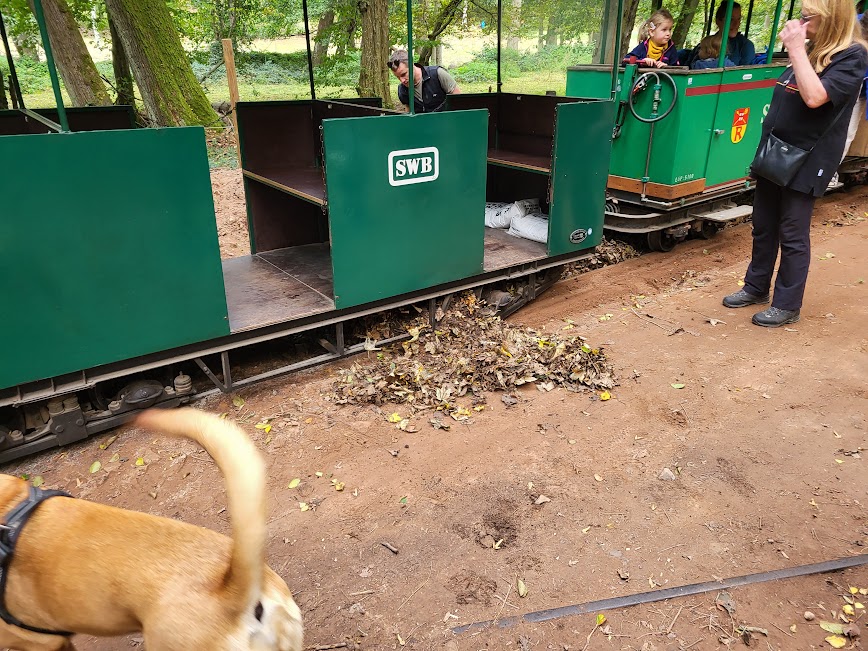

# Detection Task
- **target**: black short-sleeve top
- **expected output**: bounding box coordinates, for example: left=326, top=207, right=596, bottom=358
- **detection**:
left=757, top=43, right=868, bottom=196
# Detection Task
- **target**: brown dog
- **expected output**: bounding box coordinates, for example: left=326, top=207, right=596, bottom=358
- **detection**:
left=0, top=407, right=303, bottom=651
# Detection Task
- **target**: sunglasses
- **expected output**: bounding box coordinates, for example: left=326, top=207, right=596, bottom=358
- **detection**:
left=799, top=12, right=816, bottom=22
left=387, top=60, right=403, bottom=69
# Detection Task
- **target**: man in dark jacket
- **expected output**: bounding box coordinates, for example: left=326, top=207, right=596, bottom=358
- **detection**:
left=388, top=49, right=461, bottom=113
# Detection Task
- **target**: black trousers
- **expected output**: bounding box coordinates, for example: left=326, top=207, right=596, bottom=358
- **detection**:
left=743, top=177, right=817, bottom=311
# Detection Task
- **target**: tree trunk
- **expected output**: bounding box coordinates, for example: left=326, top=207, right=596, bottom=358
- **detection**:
left=506, top=0, right=521, bottom=49
left=594, top=0, right=619, bottom=63
left=313, top=9, right=334, bottom=66
left=357, top=0, right=391, bottom=105
left=30, top=0, right=110, bottom=105
left=0, top=77, right=7, bottom=110
left=545, top=15, right=558, bottom=47
left=108, top=12, right=135, bottom=106
left=537, top=17, right=544, bottom=47
left=105, top=0, right=219, bottom=126
left=672, top=0, right=702, bottom=47
left=620, top=0, right=642, bottom=60
left=416, top=0, right=462, bottom=64
left=347, top=17, right=357, bottom=50
left=12, top=33, right=40, bottom=61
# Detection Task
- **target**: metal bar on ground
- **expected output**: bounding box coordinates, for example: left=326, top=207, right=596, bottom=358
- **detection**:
left=496, top=0, right=502, bottom=92
left=407, top=0, right=414, bottom=114
left=30, top=0, right=69, bottom=132
left=453, top=554, right=868, bottom=634
left=302, top=0, right=316, bottom=100
left=0, top=9, right=25, bottom=109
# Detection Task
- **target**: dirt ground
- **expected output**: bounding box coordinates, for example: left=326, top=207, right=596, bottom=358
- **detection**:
left=4, top=179, right=867, bottom=651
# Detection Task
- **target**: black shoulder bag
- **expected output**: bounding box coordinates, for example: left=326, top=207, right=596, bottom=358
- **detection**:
left=751, top=69, right=850, bottom=187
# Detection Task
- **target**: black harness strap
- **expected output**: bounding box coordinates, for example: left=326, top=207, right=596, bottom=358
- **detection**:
left=0, top=485, right=73, bottom=637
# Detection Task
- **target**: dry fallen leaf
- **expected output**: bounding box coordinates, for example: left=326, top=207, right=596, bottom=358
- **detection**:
left=517, top=579, right=528, bottom=598
left=32, top=476, right=44, bottom=488
left=299, top=502, right=310, bottom=512
left=596, top=614, right=607, bottom=626
left=594, top=474, right=603, bottom=482
left=671, top=383, right=686, bottom=389
left=232, top=396, right=245, bottom=408
left=600, top=390, right=611, bottom=401
left=534, top=495, right=551, bottom=505
left=89, top=461, right=101, bottom=474
left=825, top=635, right=847, bottom=649
left=287, top=478, right=301, bottom=489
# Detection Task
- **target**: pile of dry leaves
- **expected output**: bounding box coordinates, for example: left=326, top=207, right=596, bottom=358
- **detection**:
left=329, top=293, right=615, bottom=416
left=563, top=237, right=640, bottom=277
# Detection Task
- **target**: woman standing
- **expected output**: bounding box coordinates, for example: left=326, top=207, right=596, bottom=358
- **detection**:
left=722, top=0, right=868, bottom=327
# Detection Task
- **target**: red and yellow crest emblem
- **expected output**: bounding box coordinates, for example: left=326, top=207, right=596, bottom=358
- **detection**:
left=731, top=107, right=750, bottom=144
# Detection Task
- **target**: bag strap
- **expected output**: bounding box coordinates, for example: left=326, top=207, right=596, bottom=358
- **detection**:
left=769, top=66, right=852, bottom=150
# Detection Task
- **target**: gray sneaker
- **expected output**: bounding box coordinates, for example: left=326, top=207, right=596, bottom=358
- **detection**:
left=752, top=307, right=800, bottom=327
left=722, top=289, right=770, bottom=308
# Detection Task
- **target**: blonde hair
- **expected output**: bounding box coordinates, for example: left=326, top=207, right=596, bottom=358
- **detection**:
left=638, top=9, right=674, bottom=42
left=802, top=0, right=865, bottom=72
left=698, top=32, right=723, bottom=59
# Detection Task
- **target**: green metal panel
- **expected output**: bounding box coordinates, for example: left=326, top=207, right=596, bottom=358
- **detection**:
left=704, top=66, right=781, bottom=186
left=323, top=110, right=488, bottom=309
left=548, top=100, right=615, bottom=255
left=567, top=65, right=782, bottom=190
left=0, top=127, right=229, bottom=389
left=565, top=66, right=613, bottom=100
left=609, top=69, right=721, bottom=185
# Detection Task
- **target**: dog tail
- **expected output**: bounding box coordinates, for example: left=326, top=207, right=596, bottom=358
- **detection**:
left=135, top=407, right=266, bottom=608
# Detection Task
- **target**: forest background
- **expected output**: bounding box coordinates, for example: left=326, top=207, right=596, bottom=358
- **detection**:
left=0, top=0, right=787, bottom=131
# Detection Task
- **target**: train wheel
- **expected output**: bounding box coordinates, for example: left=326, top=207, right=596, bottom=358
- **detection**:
left=699, top=221, right=721, bottom=240
left=647, top=230, right=676, bottom=252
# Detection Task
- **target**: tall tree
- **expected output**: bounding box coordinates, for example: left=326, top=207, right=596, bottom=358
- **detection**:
left=619, top=0, right=641, bottom=59
left=416, top=0, right=462, bottom=64
left=312, top=8, right=335, bottom=65
left=357, top=0, right=391, bottom=105
left=672, top=0, right=701, bottom=47
left=107, top=11, right=133, bottom=106
left=105, top=0, right=218, bottom=126
left=30, top=0, right=111, bottom=105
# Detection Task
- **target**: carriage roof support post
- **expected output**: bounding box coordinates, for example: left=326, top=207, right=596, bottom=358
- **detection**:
left=0, top=10, right=25, bottom=109
left=496, top=0, right=502, bottom=92
left=744, top=0, right=754, bottom=38
left=302, top=0, right=316, bottom=100
left=407, top=0, right=414, bottom=114
left=610, top=0, right=624, bottom=95
left=767, top=0, right=784, bottom=61
left=717, top=0, right=734, bottom=67
left=31, top=0, right=69, bottom=132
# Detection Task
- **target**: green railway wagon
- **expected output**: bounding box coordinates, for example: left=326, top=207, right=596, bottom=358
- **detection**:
left=0, top=0, right=615, bottom=464
left=566, top=63, right=783, bottom=249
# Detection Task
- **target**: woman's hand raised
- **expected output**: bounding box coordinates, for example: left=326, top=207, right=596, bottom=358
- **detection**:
left=779, top=19, right=808, bottom=53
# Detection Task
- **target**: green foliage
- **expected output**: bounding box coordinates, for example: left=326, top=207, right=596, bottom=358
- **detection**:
left=7, top=55, right=116, bottom=94
left=452, top=44, right=594, bottom=83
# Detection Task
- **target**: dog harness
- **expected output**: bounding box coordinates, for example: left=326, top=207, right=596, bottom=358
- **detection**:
left=0, top=484, right=73, bottom=636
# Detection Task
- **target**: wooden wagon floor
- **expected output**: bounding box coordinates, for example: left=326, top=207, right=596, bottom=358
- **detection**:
left=223, top=233, right=545, bottom=331
left=223, top=243, right=335, bottom=332
left=483, top=227, right=547, bottom=271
